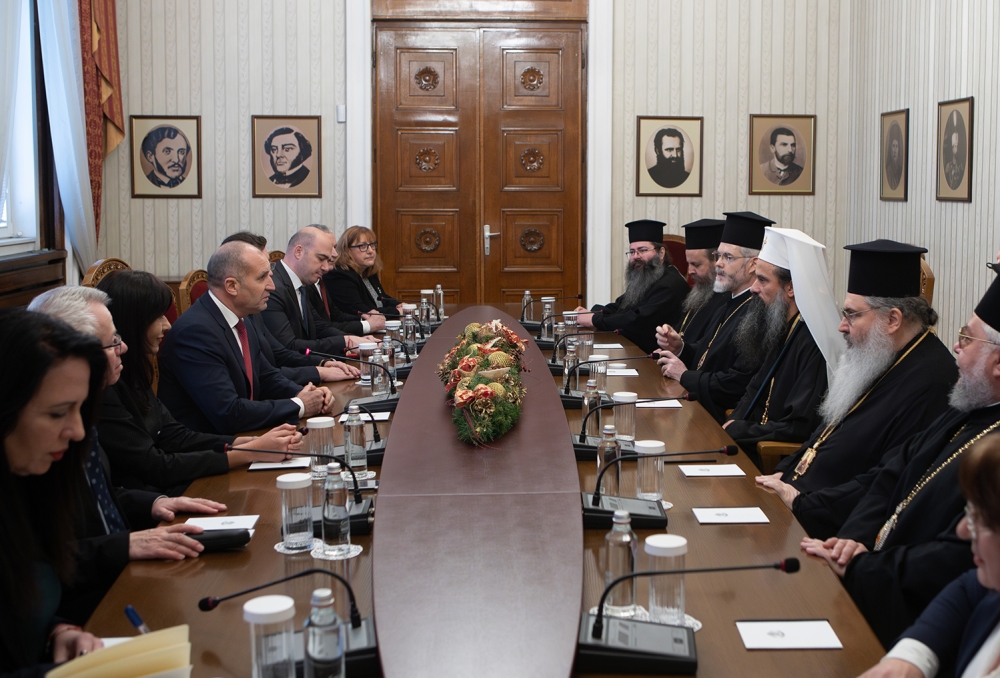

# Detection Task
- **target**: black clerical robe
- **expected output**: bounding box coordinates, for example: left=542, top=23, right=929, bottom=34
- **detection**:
left=677, top=291, right=728, bottom=346
left=777, top=331, right=957, bottom=501
left=833, top=403, right=1000, bottom=646
left=676, top=289, right=763, bottom=423
left=726, top=316, right=828, bottom=465
left=590, top=265, right=688, bottom=354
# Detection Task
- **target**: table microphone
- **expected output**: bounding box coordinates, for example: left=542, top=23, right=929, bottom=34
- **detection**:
left=520, top=294, right=583, bottom=323
left=578, top=559, right=800, bottom=675
left=379, top=336, right=411, bottom=364
left=582, top=446, right=738, bottom=530
left=576, top=397, right=681, bottom=444
left=564, top=353, right=653, bottom=395
left=198, top=568, right=379, bottom=676
left=306, top=349, right=401, bottom=413
left=536, top=311, right=584, bottom=340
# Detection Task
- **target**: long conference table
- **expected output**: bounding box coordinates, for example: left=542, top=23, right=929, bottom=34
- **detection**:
left=86, top=304, right=885, bottom=676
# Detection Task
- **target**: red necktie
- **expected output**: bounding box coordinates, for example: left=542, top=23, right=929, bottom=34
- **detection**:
left=234, top=319, right=254, bottom=400
left=319, top=282, right=331, bottom=318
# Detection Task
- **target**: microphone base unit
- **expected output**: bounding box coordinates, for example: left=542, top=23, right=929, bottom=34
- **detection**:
left=547, top=360, right=590, bottom=377
left=561, top=391, right=613, bottom=410
left=348, top=393, right=400, bottom=414
left=576, top=612, right=696, bottom=675
left=572, top=435, right=634, bottom=462
left=581, top=492, right=667, bottom=530
left=332, top=438, right=388, bottom=466
left=535, top=337, right=555, bottom=350
left=302, top=498, right=375, bottom=537
left=291, top=616, right=380, bottom=677
left=394, top=362, right=412, bottom=379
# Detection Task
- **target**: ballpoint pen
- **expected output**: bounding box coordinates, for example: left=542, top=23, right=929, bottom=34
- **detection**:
left=125, top=604, right=151, bottom=634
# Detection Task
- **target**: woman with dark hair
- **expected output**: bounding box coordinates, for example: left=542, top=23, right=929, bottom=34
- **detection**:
left=96, top=270, right=300, bottom=494
left=859, top=433, right=1000, bottom=678
left=323, top=225, right=401, bottom=317
left=0, top=311, right=106, bottom=675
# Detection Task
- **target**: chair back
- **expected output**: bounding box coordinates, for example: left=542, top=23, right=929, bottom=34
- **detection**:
left=663, top=234, right=690, bottom=287
left=269, top=250, right=284, bottom=263
left=919, top=255, right=935, bottom=307
left=82, top=258, right=131, bottom=287
left=179, top=269, right=210, bottom=314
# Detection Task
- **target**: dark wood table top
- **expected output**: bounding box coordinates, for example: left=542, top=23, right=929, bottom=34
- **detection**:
left=85, top=304, right=885, bottom=677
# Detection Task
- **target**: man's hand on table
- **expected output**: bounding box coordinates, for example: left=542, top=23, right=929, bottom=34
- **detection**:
left=152, top=496, right=227, bottom=522
left=656, top=350, right=686, bottom=381
left=319, top=361, right=360, bottom=382
left=345, top=335, right=379, bottom=349
left=856, top=658, right=925, bottom=678
left=800, top=536, right=868, bottom=577
left=298, top=383, right=334, bottom=417
left=755, top=472, right=800, bottom=509
left=363, top=312, right=386, bottom=332
left=129, top=523, right=205, bottom=560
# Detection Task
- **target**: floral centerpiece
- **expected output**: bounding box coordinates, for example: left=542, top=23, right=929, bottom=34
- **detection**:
left=436, top=320, right=528, bottom=445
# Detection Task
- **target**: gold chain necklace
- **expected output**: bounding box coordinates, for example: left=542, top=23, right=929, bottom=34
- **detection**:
left=760, top=314, right=802, bottom=425
left=874, top=419, right=1000, bottom=551
left=678, top=309, right=692, bottom=336
left=791, top=329, right=931, bottom=480
left=696, top=294, right=754, bottom=370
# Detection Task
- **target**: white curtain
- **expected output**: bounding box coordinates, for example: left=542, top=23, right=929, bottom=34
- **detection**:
left=37, top=0, right=97, bottom=279
left=0, top=0, right=24, bottom=212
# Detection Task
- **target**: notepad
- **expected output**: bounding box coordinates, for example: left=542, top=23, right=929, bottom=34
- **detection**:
left=692, top=507, right=769, bottom=524
left=593, top=343, right=624, bottom=350
left=636, top=400, right=682, bottom=408
left=735, top=620, right=843, bottom=649
left=680, top=464, right=745, bottom=477
left=339, top=411, right=391, bottom=422
left=248, top=456, right=310, bottom=471
left=45, top=625, right=190, bottom=678
left=607, top=368, right=639, bottom=376
left=186, top=515, right=259, bottom=531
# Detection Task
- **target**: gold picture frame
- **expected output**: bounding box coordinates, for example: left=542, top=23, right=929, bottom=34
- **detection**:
left=749, top=114, right=816, bottom=195
left=936, top=97, right=973, bottom=202
left=880, top=109, right=909, bottom=202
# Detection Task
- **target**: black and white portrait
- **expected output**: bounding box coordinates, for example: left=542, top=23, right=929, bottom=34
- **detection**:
left=647, top=127, right=690, bottom=189
left=942, top=110, right=967, bottom=191
left=252, top=115, right=322, bottom=198
left=749, top=115, right=816, bottom=195
left=936, top=97, right=973, bottom=202
left=636, top=116, right=703, bottom=197
left=880, top=109, right=908, bottom=202
left=884, top=122, right=904, bottom=191
left=141, top=126, right=190, bottom=188
left=130, top=116, right=202, bottom=198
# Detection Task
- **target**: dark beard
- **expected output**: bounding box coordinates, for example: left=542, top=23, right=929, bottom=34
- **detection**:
left=621, top=256, right=665, bottom=310
left=682, top=280, right=715, bottom=315
left=775, top=151, right=796, bottom=167
left=732, top=295, right=786, bottom=365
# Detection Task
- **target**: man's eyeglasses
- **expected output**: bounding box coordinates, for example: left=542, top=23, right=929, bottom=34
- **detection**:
left=712, top=251, right=750, bottom=265
left=349, top=241, right=378, bottom=252
left=102, top=332, right=124, bottom=354
left=957, top=326, right=1000, bottom=349
left=626, top=246, right=657, bottom=258
left=840, top=308, right=872, bottom=326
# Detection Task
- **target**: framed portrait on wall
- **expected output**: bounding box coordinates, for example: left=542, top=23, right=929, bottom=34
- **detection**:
left=252, top=115, right=322, bottom=198
left=130, top=116, right=201, bottom=198
left=635, top=116, right=703, bottom=197
left=880, top=109, right=909, bottom=201
left=936, top=97, right=973, bottom=202
left=749, top=114, right=816, bottom=195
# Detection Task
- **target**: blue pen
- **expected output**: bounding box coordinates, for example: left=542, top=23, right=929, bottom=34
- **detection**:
left=124, top=605, right=151, bottom=634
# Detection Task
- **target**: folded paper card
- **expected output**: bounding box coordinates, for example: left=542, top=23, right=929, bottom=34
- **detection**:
left=593, top=343, right=624, bottom=350
left=636, top=400, right=682, bottom=409
left=248, top=456, right=310, bottom=471
left=607, top=368, right=639, bottom=377
left=680, top=464, right=745, bottom=477
left=186, top=515, right=259, bottom=531
left=692, top=507, right=769, bottom=524
left=339, top=411, right=391, bottom=422
left=735, top=620, right=843, bottom=650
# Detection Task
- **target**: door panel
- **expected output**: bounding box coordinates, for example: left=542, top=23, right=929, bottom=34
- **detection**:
left=375, top=23, right=583, bottom=305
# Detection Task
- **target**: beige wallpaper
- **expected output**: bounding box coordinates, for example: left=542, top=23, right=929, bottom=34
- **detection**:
left=97, top=0, right=349, bottom=277
left=608, top=0, right=853, bottom=302
left=847, top=0, right=999, bottom=350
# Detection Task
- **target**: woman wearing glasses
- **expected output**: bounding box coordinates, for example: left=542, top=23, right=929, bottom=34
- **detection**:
left=324, top=225, right=401, bottom=318
left=0, top=311, right=106, bottom=675
left=858, top=434, right=1000, bottom=678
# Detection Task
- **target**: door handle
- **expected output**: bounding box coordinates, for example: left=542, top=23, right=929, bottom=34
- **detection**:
left=484, top=224, right=500, bottom=256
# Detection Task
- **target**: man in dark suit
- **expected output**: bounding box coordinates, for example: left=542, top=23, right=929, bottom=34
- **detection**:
left=263, top=226, right=376, bottom=355
left=159, top=241, right=334, bottom=434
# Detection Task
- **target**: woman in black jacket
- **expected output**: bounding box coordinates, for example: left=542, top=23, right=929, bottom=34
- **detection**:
left=96, top=270, right=300, bottom=495
left=323, top=225, right=401, bottom=317
left=0, top=311, right=106, bottom=676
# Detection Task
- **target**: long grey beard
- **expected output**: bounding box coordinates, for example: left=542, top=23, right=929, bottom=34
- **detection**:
left=818, top=325, right=896, bottom=426
left=621, top=257, right=665, bottom=310
left=948, top=350, right=997, bottom=412
left=733, top=295, right=786, bottom=365
left=682, top=281, right=715, bottom=315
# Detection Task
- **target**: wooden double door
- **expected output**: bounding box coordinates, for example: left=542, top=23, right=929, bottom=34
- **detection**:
left=374, top=23, right=585, bottom=306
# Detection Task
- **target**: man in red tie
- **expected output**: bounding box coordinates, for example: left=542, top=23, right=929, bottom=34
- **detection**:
left=159, top=241, right=334, bottom=434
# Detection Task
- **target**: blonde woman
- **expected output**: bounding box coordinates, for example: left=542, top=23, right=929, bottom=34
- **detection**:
left=323, top=226, right=401, bottom=317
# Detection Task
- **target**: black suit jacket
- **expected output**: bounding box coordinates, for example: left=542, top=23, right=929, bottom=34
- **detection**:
left=261, top=262, right=348, bottom=355
left=323, top=267, right=400, bottom=317
left=245, top=314, right=321, bottom=386
left=157, top=293, right=302, bottom=434
left=304, top=282, right=366, bottom=334
left=97, top=381, right=234, bottom=495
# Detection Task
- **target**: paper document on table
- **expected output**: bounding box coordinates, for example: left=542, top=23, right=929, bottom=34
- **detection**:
left=636, top=400, right=682, bottom=408
left=186, top=515, right=259, bottom=531
left=339, top=411, right=391, bottom=422
left=593, top=343, right=624, bottom=350
left=248, top=456, right=310, bottom=471
left=692, top=507, right=769, bottom=524
left=607, top=368, right=639, bottom=376
left=736, top=620, right=843, bottom=649
left=680, top=464, right=745, bottom=477
left=45, top=625, right=190, bottom=678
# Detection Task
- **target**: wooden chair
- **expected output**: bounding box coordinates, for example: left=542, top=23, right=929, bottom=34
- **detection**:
left=269, top=250, right=284, bottom=263
left=663, top=234, right=690, bottom=286
left=919, top=255, right=935, bottom=307
left=178, top=269, right=209, bottom=314
left=757, top=441, right=802, bottom=475
left=82, top=257, right=130, bottom=287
